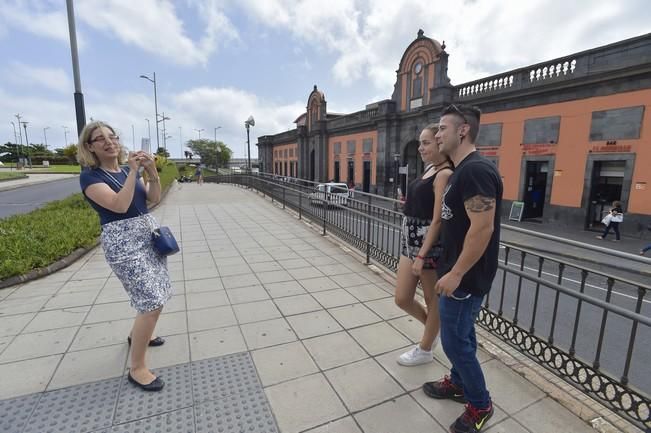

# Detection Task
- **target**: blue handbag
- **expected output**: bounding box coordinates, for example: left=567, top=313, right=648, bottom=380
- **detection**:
left=152, top=226, right=180, bottom=256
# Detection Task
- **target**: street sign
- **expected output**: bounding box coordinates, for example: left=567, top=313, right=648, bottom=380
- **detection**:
left=398, top=165, right=408, bottom=174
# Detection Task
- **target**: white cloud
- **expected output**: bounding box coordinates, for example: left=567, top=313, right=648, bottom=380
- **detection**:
left=75, top=0, right=238, bottom=66
left=239, top=0, right=651, bottom=91
left=3, top=62, right=72, bottom=93
left=0, top=1, right=71, bottom=44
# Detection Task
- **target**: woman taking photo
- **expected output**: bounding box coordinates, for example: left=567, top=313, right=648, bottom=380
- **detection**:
left=395, top=123, right=453, bottom=366
left=77, top=121, right=172, bottom=391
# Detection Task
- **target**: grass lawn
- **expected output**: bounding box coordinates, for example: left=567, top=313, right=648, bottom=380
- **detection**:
left=24, top=164, right=81, bottom=174
left=0, top=163, right=179, bottom=281
left=0, top=172, right=28, bottom=180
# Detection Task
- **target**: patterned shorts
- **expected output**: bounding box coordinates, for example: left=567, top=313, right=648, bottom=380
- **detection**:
left=400, top=216, right=442, bottom=270
left=101, top=214, right=173, bottom=314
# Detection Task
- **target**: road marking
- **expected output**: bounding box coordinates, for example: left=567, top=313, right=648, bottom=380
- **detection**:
left=499, top=259, right=650, bottom=305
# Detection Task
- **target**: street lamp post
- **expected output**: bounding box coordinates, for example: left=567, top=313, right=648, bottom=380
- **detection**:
left=159, top=113, right=170, bottom=150
left=393, top=153, right=400, bottom=200
left=194, top=128, right=204, bottom=140
left=21, top=121, right=32, bottom=168
left=139, top=72, right=159, bottom=151
left=66, top=0, right=87, bottom=135
left=244, top=115, right=255, bottom=171
left=145, top=118, right=151, bottom=146
left=14, top=114, right=24, bottom=162
left=43, top=126, right=50, bottom=149
left=10, top=121, right=18, bottom=145
left=62, top=126, right=70, bottom=147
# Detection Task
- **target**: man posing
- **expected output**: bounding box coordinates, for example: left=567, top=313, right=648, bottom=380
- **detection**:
left=423, top=104, right=503, bottom=433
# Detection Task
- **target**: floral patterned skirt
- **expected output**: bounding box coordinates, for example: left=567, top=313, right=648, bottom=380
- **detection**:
left=100, top=214, right=172, bottom=314
left=400, top=216, right=442, bottom=270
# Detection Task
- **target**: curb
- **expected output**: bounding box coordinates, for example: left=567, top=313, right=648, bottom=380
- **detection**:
left=0, top=182, right=175, bottom=290
left=501, top=240, right=651, bottom=278
left=0, top=174, right=28, bottom=183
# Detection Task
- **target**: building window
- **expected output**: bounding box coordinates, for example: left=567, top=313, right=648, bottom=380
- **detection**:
left=334, top=142, right=341, bottom=155
left=523, top=116, right=561, bottom=144
left=347, top=140, right=356, bottom=154
left=590, top=106, right=644, bottom=141
left=476, top=123, right=503, bottom=146
left=284, top=149, right=288, bottom=158
left=362, top=138, right=373, bottom=153
left=289, top=148, right=294, bottom=157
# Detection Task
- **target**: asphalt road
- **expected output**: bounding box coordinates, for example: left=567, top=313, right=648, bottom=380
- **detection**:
left=0, top=177, right=80, bottom=219
left=266, top=184, right=651, bottom=395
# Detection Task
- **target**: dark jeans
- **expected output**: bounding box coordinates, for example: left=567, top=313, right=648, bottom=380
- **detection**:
left=439, top=291, right=491, bottom=408
left=602, top=222, right=620, bottom=240
left=642, top=244, right=651, bottom=254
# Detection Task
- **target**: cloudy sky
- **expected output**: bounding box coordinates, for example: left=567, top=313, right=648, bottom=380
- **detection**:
left=0, top=0, right=648, bottom=158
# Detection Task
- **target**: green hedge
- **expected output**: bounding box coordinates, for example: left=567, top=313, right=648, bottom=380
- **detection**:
left=0, top=163, right=179, bottom=281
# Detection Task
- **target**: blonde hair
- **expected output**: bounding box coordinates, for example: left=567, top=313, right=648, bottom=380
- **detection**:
left=76, top=121, right=126, bottom=168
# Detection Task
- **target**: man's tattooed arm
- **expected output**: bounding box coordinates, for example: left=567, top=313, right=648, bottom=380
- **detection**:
left=464, top=195, right=495, bottom=213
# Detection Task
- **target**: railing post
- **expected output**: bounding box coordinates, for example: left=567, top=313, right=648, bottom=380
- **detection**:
left=283, top=185, right=286, bottom=209
left=621, top=287, right=646, bottom=386
left=322, top=198, right=327, bottom=236
left=365, top=194, right=372, bottom=264
left=298, top=189, right=302, bottom=220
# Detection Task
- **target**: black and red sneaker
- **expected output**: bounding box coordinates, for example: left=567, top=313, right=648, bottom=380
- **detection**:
left=450, top=402, right=494, bottom=433
left=422, top=375, right=466, bottom=403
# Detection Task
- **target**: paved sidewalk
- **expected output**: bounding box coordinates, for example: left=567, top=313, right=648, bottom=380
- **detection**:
left=0, top=184, right=601, bottom=433
left=0, top=173, right=77, bottom=192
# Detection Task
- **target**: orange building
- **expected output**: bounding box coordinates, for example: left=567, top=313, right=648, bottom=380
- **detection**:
left=257, top=30, right=651, bottom=236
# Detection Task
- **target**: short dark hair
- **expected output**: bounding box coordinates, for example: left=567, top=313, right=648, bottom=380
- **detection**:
left=441, top=104, right=481, bottom=142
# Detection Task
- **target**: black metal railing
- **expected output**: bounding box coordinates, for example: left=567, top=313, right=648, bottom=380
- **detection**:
left=213, top=172, right=651, bottom=430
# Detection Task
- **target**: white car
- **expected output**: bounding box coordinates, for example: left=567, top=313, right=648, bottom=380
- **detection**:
left=309, top=183, right=350, bottom=207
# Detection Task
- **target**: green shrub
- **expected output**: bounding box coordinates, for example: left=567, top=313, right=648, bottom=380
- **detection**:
left=0, top=194, right=100, bottom=280
left=0, top=162, right=179, bottom=281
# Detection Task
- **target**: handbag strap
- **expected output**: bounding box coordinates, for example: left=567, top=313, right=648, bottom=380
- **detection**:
left=98, top=167, right=148, bottom=218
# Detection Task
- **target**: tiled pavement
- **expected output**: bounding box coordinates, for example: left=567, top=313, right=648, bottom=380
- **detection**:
left=0, top=183, right=600, bottom=433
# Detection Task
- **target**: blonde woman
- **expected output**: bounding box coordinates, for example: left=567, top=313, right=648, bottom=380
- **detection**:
left=395, top=123, right=453, bottom=366
left=77, top=121, right=171, bottom=391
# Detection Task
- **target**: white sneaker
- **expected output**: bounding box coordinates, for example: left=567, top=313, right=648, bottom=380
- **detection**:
left=397, top=345, right=433, bottom=366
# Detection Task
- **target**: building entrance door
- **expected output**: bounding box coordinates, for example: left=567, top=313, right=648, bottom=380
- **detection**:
left=334, top=161, right=340, bottom=182
left=347, top=160, right=355, bottom=186
left=588, top=161, right=624, bottom=227
left=522, top=161, right=548, bottom=219
left=362, top=160, right=371, bottom=192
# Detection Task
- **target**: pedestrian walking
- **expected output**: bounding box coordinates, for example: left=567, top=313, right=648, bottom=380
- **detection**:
left=395, top=123, right=452, bottom=366
left=422, top=104, right=503, bottom=433
left=195, top=165, right=204, bottom=185
left=77, top=121, right=171, bottom=392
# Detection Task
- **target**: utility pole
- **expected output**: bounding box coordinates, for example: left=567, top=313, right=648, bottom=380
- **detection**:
left=62, top=126, right=70, bottom=147
left=43, top=126, right=50, bottom=149
left=15, top=114, right=24, bottom=162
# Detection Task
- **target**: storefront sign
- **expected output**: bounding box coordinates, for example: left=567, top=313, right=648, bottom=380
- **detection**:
left=635, top=182, right=647, bottom=190
left=590, top=144, right=632, bottom=153
left=521, top=144, right=556, bottom=155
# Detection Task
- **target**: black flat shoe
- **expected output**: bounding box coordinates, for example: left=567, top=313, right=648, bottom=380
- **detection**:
left=127, top=373, right=165, bottom=391
left=127, top=336, right=165, bottom=347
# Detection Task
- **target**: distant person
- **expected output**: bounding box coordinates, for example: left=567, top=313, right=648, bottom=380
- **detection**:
left=395, top=123, right=452, bottom=366
left=597, top=200, right=623, bottom=241
left=423, top=104, right=502, bottom=433
left=77, top=121, right=171, bottom=392
left=640, top=223, right=651, bottom=255
left=194, top=165, right=203, bottom=185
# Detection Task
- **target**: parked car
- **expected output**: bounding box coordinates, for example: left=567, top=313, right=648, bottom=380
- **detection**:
left=309, top=183, right=350, bottom=207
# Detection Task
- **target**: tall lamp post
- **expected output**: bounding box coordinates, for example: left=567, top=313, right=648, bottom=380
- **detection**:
left=244, top=115, right=255, bottom=171
left=21, top=121, right=32, bottom=168
left=15, top=114, right=24, bottom=162
left=159, top=113, right=170, bottom=150
left=62, top=125, right=70, bottom=146
left=139, top=72, right=159, bottom=152
left=194, top=128, right=204, bottom=139
left=145, top=118, right=151, bottom=150
left=43, top=126, right=50, bottom=149
left=66, top=0, right=87, bottom=135
left=214, top=126, right=222, bottom=168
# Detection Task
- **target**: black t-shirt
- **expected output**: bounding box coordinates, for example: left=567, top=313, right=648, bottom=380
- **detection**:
left=439, top=152, right=503, bottom=296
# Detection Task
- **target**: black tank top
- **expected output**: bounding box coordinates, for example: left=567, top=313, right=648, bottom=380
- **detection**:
left=404, top=170, right=436, bottom=219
